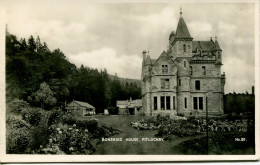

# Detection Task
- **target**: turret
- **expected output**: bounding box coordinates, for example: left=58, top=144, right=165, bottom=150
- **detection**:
left=172, top=9, right=193, bottom=58
left=212, top=36, right=222, bottom=64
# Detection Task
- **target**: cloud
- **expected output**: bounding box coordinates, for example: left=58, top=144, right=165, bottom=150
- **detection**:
left=2, top=2, right=255, bottom=93
left=189, top=22, right=212, bottom=40
left=222, top=55, right=255, bottom=93
left=68, top=47, right=142, bottom=79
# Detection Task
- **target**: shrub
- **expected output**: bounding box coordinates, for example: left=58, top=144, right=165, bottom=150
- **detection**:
left=177, top=113, right=185, bottom=117
left=7, top=99, right=29, bottom=114
left=107, top=106, right=118, bottom=115
left=22, top=107, right=43, bottom=126
left=38, top=125, right=95, bottom=154
left=29, top=112, right=52, bottom=151
left=6, top=116, right=32, bottom=154
left=155, top=115, right=201, bottom=137
left=48, top=109, right=63, bottom=126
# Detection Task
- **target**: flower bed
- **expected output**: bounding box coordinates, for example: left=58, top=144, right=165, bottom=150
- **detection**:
left=131, top=114, right=201, bottom=138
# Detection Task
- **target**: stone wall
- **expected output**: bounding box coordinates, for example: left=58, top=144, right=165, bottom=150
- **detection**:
left=191, top=63, right=221, bottom=77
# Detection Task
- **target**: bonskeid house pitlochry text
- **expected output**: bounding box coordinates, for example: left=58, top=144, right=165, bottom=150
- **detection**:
left=141, top=10, right=226, bottom=117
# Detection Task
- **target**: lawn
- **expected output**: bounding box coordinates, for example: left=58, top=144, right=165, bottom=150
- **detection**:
left=80, top=115, right=197, bottom=155
left=80, top=115, right=255, bottom=155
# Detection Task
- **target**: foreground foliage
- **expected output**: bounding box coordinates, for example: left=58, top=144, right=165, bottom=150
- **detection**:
left=6, top=105, right=119, bottom=154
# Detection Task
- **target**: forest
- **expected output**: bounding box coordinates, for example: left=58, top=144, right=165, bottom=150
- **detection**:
left=6, top=32, right=141, bottom=113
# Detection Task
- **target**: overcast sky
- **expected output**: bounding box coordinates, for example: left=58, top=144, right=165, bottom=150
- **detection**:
left=2, top=1, right=256, bottom=94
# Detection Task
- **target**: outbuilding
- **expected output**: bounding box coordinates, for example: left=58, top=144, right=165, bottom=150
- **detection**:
left=66, top=100, right=96, bottom=116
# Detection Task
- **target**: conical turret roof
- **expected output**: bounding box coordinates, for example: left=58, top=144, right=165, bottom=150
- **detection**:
left=212, top=39, right=222, bottom=51
left=146, top=55, right=152, bottom=65
left=175, top=15, right=192, bottom=39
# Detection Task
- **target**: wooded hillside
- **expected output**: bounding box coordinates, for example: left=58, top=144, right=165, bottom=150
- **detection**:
left=6, top=32, right=141, bottom=113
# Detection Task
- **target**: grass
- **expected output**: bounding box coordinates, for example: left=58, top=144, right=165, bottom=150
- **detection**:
left=81, top=115, right=178, bottom=154
left=80, top=115, right=255, bottom=155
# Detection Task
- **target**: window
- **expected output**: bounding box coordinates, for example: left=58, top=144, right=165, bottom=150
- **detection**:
left=183, top=44, right=186, bottom=52
left=162, top=65, right=168, bottom=74
left=161, top=96, right=165, bottom=110
left=218, top=52, right=221, bottom=59
left=195, top=80, right=200, bottom=90
left=202, top=66, right=206, bottom=75
left=190, top=66, right=193, bottom=75
left=184, top=61, right=186, bottom=67
left=161, top=79, right=170, bottom=89
left=173, top=96, right=176, bottom=110
left=199, top=97, right=203, bottom=110
left=166, top=96, right=170, bottom=110
left=193, top=97, right=203, bottom=110
left=154, top=97, right=157, bottom=110
left=184, top=98, right=187, bottom=108
left=193, top=97, right=198, bottom=110
left=179, top=79, right=181, bottom=86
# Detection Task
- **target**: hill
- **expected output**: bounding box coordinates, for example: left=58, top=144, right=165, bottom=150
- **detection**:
left=6, top=32, right=141, bottom=112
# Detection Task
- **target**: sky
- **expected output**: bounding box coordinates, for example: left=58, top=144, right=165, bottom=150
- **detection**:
left=1, top=1, right=256, bottom=94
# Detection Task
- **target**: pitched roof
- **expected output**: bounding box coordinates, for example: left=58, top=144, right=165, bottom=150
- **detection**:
left=192, top=41, right=214, bottom=52
left=145, top=55, right=152, bottom=65
left=116, top=100, right=128, bottom=105
left=175, top=16, right=192, bottom=39
left=73, top=100, right=95, bottom=109
left=169, top=31, right=175, bottom=39
left=117, top=99, right=142, bottom=108
left=133, top=99, right=142, bottom=107
left=212, top=40, right=222, bottom=51
left=150, top=59, right=156, bottom=64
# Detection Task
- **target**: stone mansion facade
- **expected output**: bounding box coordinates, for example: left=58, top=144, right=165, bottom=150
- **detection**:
left=141, top=11, right=225, bottom=117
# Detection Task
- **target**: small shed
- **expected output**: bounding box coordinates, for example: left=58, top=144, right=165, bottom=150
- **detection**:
left=117, top=100, right=129, bottom=115
left=66, top=100, right=96, bottom=116
left=116, top=98, right=142, bottom=115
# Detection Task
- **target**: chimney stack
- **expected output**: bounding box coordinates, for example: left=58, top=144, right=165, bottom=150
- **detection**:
left=142, top=50, right=147, bottom=62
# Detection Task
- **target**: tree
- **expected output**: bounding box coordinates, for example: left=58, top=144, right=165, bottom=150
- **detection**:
left=28, top=35, right=36, bottom=52
left=31, top=82, right=57, bottom=109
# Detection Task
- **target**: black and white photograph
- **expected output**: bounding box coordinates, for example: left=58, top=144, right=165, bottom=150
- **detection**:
left=0, top=0, right=259, bottom=162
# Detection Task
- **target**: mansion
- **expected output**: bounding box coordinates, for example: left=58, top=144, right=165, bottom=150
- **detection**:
left=141, top=11, right=225, bottom=117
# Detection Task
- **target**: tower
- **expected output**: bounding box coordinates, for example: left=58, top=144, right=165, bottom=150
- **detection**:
left=170, top=9, right=193, bottom=114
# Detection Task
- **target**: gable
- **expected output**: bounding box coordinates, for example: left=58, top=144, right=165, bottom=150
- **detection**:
left=153, top=51, right=173, bottom=66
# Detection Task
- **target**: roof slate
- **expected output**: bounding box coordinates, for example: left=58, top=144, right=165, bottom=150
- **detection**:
left=73, top=100, right=95, bottom=109
left=117, top=100, right=128, bottom=105
left=212, top=40, right=222, bottom=51
left=146, top=55, right=152, bottom=65
left=192, top=41, right=214, bottom=52
left=175, top=16, right=192, bottom=39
